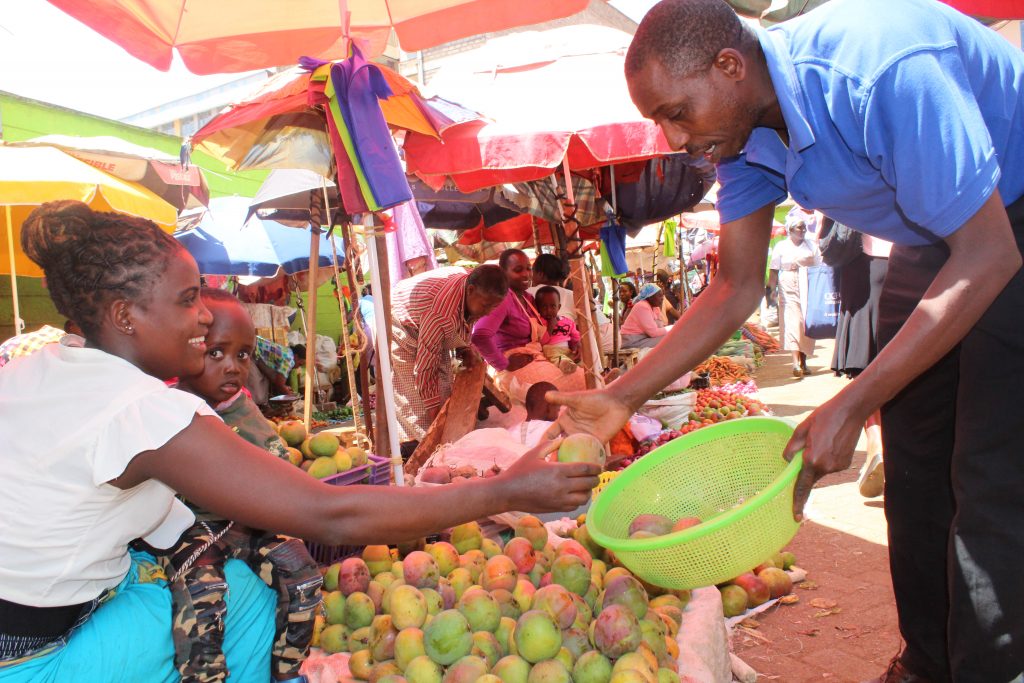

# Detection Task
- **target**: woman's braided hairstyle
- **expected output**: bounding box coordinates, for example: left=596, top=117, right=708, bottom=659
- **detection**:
left=21, top=200, right=184, bottom=338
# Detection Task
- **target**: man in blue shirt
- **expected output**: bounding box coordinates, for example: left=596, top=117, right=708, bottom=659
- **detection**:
left=547, top=0, right=1024, bottom=681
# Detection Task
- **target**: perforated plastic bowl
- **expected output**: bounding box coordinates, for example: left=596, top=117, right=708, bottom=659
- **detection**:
left=587, top=417, right=802, bottom=589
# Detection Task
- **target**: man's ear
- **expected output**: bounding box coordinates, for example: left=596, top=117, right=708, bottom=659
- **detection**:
left=713, top=48, right=746, bottom=81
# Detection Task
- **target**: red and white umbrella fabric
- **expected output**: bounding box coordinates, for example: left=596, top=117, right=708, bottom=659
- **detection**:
left=46, top=0, right=596, bottom=74
left=403, top=25, right=677, bottom=193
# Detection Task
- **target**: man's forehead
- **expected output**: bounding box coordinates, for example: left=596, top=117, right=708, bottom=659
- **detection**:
left=629, top=59, right=692, bottom=117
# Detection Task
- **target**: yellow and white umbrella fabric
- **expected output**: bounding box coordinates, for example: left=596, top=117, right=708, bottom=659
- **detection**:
left=0, top=145, right=177, bottom=332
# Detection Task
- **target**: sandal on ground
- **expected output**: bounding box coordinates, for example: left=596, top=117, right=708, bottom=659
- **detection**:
left=858, top=452, right=885, bottom=498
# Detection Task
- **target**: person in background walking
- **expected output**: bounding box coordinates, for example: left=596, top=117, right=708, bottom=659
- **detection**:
left=768, top=212, right=820, bottom=377
left=822, top=220, right=892, bottom=499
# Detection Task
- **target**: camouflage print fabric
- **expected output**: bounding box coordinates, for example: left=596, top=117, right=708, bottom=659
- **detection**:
left=158, top=523, right=322, bottom=682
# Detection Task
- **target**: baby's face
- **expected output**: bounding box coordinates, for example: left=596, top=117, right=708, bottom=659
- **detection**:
left=537, top=294, right=560, bottom=321
left=181, top=301, right=256, bottom=405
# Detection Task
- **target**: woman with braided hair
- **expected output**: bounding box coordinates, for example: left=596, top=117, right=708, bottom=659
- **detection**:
left=0, top=201, right=601, bottom=682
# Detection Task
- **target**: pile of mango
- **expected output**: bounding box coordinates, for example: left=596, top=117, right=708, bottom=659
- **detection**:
left=276, top=421, right=368, bottom=479
left=311, top=515, right=690, bottom=683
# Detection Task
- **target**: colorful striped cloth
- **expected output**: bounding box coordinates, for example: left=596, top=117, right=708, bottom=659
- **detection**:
left=306, top=46, right=412, bottom=215
left=254, top=336, right=295, bottom=379
left=0, top=326, right=66, bottom=369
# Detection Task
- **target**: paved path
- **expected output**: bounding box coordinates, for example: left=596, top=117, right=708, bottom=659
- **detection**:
left=730, top=339, right=901, bottom=682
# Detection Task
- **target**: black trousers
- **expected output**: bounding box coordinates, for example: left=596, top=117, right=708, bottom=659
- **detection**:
left=878, top=198, right=1024, bottom=682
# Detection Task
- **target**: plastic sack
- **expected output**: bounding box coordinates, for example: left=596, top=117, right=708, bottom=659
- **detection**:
left=413, top=428, right=536, bottom=530
left=628, top=414, right=663, bottom=442
left=638, top=391, right=698, bottom=429
left=314, top=334, right=338, bottom=373
left=663, top=371, right=693, bottom=393
left=413, top=429, right=528, bottom=485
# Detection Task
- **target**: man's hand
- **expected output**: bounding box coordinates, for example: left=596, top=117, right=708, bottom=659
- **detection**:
left=499, top=439, right=602, bottom=512
left=456, top=346, right=480, bottom=369
left=544, top=389, right=634, bottom=443
left=782, top=390, right=870, bottom=521
left=506, top=353, right=534, bottom=372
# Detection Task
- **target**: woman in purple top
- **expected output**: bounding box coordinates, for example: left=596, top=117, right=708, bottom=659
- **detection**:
left=472, top=249, right=540, bottom=372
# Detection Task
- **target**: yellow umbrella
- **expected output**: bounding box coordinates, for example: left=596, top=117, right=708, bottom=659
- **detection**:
left=0, top=145, right=177, bottom=332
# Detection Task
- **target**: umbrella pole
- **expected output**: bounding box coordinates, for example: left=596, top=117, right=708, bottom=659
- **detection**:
left=5, top=206, right=22, bottom=336
left=303, top=227, right=321, bottom=433
left=342, top=220, right=375, bottom=445
left=366, top=221, right=405, bottom=486
left=608, top=165, right=620, bottom=367
left=330, top=231, right=363, bottom=438
left=560, top=159, right=599, bottom=390
left=321, top=181, right=365, bottom=442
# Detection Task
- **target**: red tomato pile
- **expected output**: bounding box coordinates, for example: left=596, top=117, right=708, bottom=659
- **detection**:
left=616, top=389, right=768, bottom=467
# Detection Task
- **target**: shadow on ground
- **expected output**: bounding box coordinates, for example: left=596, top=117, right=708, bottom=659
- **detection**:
left=727, top=334, right=900, bottom=681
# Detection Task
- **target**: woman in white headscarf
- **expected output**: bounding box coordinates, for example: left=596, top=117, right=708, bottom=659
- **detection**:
left=768, top=212, right=821, bottom=377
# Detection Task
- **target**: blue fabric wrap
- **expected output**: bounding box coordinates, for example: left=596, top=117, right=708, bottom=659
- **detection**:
left=0, top=551, right=276, bottom=683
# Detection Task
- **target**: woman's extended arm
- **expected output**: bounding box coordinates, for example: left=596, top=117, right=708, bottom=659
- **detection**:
left=115, top=416, right=601, bottom=546
left=471, top=297, right=511, bottom=370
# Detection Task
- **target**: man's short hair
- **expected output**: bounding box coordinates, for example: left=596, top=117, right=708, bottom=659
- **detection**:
left=525, top=381, right=557, bottom=408
left=534, top=285, right=561, bottom=305
left=467, top=264, right=509, bottom=297
left=625, top=0, right=748, bottom=80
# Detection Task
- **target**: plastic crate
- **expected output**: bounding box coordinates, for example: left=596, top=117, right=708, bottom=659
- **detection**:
left=304, top=455, right=391, bottom=566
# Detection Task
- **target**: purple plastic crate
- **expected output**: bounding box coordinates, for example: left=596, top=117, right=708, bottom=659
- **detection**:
left=304, top=455, right=391, bottom=565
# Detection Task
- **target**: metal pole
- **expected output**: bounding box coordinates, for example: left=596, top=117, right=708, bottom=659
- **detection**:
left=5, top=206, right=22, bottom=335
left=366, top=226, right=405, bottom=486
left=303, top=227, right=320, bottom=432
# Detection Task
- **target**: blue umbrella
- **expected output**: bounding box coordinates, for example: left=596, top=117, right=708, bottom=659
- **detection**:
left=175, top=197, right=344, bottom=276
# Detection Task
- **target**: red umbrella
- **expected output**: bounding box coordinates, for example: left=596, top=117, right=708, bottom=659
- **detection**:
left=46, top=0, right=595, bottom=74
left=403, top=25, right=675, bottom=193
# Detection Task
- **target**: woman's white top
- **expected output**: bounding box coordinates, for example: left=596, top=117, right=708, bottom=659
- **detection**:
left=0, top=336, right=215, bottom=607
left=770, top=239, right=820, bottom=271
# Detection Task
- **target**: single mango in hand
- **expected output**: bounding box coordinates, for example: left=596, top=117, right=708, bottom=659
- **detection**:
left=557, top=434, right=607, bottom=467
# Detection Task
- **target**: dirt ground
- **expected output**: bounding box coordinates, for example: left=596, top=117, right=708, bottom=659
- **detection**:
left=729, top=338, right=901, bottom=682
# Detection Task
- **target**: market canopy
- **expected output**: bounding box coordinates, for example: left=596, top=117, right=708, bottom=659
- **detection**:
left=403, top=25, right=678, bottom=193
left=175, top=196, right=345, bottom=276
left=46, top=0, right=596, bottom=74
left=0, top=145, right=177, bottom=278
left=11, top=134, right=209, bottom=210
left=191, top=60, right=470, bottom=176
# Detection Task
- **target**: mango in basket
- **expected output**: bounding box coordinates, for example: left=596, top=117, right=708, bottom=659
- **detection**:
left=277, top=420, right=306, bottom=447
left=308, top=456, right=338, bottom=479
left=347, top=445, right=369, bottom=467
left=308, top=432, right=340, bottom=458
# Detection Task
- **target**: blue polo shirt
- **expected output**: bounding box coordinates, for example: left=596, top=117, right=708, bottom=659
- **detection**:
left=716, top=0, right=1024, bottom=246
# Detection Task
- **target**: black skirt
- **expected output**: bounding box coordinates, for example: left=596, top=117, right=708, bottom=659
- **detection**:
left=831, top=252, right=889, bottom=378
